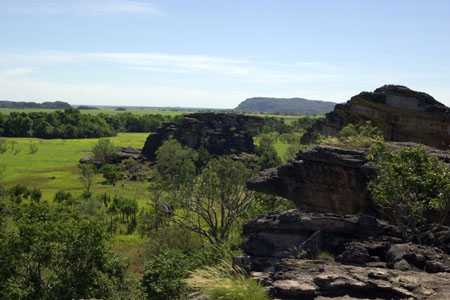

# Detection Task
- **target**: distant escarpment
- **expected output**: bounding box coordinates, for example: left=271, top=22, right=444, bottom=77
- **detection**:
left=301, top=85, right=450, bottom=149
left=0, top=100, right=71, bottom=109
left=235, top=97, right=336, bottom=115
left=141, top=113, right=266, bottom=160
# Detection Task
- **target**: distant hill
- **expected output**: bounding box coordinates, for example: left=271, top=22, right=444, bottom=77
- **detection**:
left=235, top=97, right=336, bottom=115
left=0, top=100, right=72, bottom=110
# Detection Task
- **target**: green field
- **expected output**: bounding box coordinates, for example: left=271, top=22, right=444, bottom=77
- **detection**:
left=0, top=133, right=151, bottom=203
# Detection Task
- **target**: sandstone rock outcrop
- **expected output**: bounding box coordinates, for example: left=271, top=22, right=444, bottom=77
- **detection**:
left=141, top=113, right=266, bottom=160
left=247, top=143, right=450, bottom=214
left=241, top=210, right=450, bottom=299
left=301, top=85, right=450, bottom=150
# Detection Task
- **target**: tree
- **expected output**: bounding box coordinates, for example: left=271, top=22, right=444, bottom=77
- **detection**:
left=0, top=201, right=127, bottom=299
left=155, top=139, right=198, bottom=196
left=172, top=157, right=254, bottom=245
left=256, top=134, right=282, bottom=168
left=79, top=163, right=96, bottom=196
left=369, top=144, right=450, bottom=237
left=100, top=164, right=123, bottom=186
left=92, top=138, right=117, bottom=164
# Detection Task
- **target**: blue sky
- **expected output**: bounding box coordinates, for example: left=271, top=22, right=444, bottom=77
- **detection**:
left=1, top=0, right=449, bottom=108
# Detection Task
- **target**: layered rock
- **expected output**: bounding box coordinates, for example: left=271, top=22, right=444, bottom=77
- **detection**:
left=241, top=210, right=450, bottom=299
left=301, top=85, right=450, bottom=150
left=142, top=113, right=266, bottom=160
left=247, top=143, right=450, bottom=214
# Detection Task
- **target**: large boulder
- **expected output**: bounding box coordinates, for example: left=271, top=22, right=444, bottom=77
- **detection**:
left=141, top=113, right=266, bottom=160
left=301, top=85, right=450, bottom=150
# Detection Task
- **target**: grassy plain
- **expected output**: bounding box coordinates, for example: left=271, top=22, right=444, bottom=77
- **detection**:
left=0, top=133, right=151, bottom=203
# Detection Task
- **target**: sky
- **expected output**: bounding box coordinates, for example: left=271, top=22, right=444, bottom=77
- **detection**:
left=0, top=0, right=450, bottom=108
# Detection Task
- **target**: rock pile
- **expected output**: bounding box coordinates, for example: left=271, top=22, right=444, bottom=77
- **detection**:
left=241, top=210, right=450, bottom=299
left=301, top=85, right=450, bottom=150
left=141, top=113, right=266, bottom=160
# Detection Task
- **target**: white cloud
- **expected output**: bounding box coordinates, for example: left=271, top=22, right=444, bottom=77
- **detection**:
left=0, top=51, right=338, bottom=84
left=0, top=67, right=34, bottom=77
left=3, top=0, right=162, bottom=16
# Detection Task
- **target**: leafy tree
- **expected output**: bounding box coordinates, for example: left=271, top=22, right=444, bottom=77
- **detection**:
left=0, top=201, right=127, bottom=300
left=172, top=157, right=254, bottom=245
left=155, top=139, right=198, bottom=192
left=100, top=164, right=123, bottom=186
left=369, top=144, right=450, bottom=237
left=142, top=249, right=193, bottom=300
left=79, top=163, right=96, bottom=195
left=92, top=138, right=117, bottom=164
left=256, top=134, right=282, bottom=168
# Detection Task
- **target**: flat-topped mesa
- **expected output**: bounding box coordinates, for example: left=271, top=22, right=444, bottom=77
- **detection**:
left=141, top=113, right=266, bottom=160
left=247, top=143, right=450, bottom=215
left=301, top=85, right=450, bottom=149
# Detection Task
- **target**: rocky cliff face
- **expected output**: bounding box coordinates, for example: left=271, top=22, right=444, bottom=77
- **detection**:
left=248, top=143, right=450, bottom=215
left=248, top=145, right=372, bottom=215
left=301, top=85, right=450, bottom=150
left=141, top=113, right=266, bottom=160
left=242, top=142, right=450, bottom=299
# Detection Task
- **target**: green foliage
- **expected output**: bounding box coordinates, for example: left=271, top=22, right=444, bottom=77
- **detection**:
left=319, top=122, right=383, bottom=147
left=173, top=156, right=254, bottom=245
left=92, top=138, right=117, bottom=164
left=369, top=145, right=450, bottom=236
left=188, top=262, right=269, bottom=300
left=0, top=201, right=127, bottom=300
left=78, top=163, right=96, bottom=194
left=28, top=142, right=39, bottom=154
left=0, top=138, right=8, bottom=154
left=142, top=249, right=193, bottom=300
left=256, top=134, right=282, bottom=168
left=155, top=139, right=198, bottom=190
left=100, top=164, right=124, bottom=185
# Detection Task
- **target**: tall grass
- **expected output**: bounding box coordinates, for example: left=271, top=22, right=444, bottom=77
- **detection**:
left=187, top=262, right=269, bottom=300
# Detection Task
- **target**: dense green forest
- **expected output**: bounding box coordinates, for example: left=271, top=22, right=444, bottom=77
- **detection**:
left=0, top=109, right=172, bottom=138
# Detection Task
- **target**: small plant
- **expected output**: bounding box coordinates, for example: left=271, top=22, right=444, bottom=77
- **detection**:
left=187, top=262, right=269, bottom=300
left=28, top=142, right=39, bottom=154
left=92, top=138, right=117, bottom=164
left=0, top=139, right=8, bottom=154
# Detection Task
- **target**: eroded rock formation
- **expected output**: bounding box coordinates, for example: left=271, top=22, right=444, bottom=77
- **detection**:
left=141, top=113, right=266, bottom=160
left=301, top=85, right=450, bottom=150
left=247, top=143, right=450, bottom=214
left=241, top=210, right=450, bottom=299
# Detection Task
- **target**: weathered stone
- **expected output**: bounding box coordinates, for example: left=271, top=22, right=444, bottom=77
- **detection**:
left=141, top=113, right=266, bottom=160
left=247, top=144, right=450, bottom=215
left=260, top=259, right=450, bottom=299
left=301, top=85, right=450, bottom=149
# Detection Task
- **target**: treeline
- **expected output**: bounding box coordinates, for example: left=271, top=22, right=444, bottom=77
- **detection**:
left=0, top=100, right=71, bottom=109
left=0, top=109, right=172, bottom=138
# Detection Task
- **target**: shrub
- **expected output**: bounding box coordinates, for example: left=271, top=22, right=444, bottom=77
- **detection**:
left=100, top=164, right=123, bottom=186
left=187, top=262, right=269, bottom=300
left=369, top=144, right=450, bottom=237
left=319, top=122, right=383, bottom=148
left=142, top=249, right=192, bottom=300
left=92, top=138, right=117, bottom=164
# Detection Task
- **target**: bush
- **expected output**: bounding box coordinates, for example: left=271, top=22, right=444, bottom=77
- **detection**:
left=319, top=122, right=383, bottom=148
left=142, top=249, right=193, bottom=300
left=187, top=262, right=269, bottom=300
left=369, top=144, right=450, bottom=236
left=92, top=138, right=117, bottom=164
